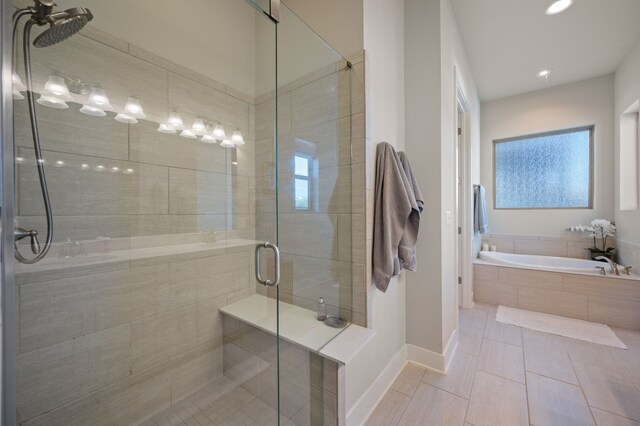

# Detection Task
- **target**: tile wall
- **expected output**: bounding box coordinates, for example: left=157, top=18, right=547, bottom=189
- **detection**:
left=13, top=25, right=364, bottom=426
left=481, top=234, right=616, bottom=260
left=222, top=316, right=341, bottom=425
left=474, top=264, right=640, bottom=330
left=254, top=51, right=367, bottom=327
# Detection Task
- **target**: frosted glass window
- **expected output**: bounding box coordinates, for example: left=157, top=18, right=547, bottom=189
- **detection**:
left=494, top=127, right=593, bottom=209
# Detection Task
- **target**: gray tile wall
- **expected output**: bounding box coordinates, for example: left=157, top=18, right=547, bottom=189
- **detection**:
left=14, top=26, right=365, bottom=426
left=15, top=29, right=258, bottom=425
left=222, top=316, right=341, bottom=425
left=254, top=52, right=366, bottom=327
left=481, top=234, right=617, bottom=260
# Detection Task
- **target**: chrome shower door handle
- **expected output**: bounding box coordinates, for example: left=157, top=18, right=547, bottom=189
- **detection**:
left=255, top=242, right=280, bottom=287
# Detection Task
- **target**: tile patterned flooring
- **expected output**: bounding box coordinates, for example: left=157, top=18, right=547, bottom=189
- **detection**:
left=366, top=303, right=640, bottom=426
left=139, top=376, right=296, bottom=426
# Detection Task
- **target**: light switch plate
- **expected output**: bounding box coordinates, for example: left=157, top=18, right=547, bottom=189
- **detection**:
left=445, top=210, right=452, bottom=226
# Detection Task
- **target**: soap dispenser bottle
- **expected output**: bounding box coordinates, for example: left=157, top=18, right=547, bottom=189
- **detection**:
left=317, top=297, right=327, bottom=321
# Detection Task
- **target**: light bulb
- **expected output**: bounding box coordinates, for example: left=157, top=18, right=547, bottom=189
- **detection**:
left=122, top=97, right=146, bottom=119
left=37, top=94, right=69, bottom=109
left=212, top=124, right=226, bottom=140
left=201, top=134, right=217, bottom=143
left=157, top=123, right=177, bottom=134
left=115, top=113, right=137, bottom=124
left=231, top=130, right=244, bottom=146
left=180, top=129, right=197, bottom=139
left=191, top=118, right=207, bottom=136
left=167, top=110, right=184, bottom=130
left=79, top=104, right=106, bottom=117
left=85, top=86, right=113, bottom=111
left=41, top=75, right=73, bottom=101
left=220, top=139, right=235, bottom=148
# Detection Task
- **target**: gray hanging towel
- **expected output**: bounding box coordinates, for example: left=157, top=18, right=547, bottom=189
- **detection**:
left=473, top=184, right=489, bottom=234
left=373, top=142, right=422, bottom=292
left=397, top=151, right=423, bottom=271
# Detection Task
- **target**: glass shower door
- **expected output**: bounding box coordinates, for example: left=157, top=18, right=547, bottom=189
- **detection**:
left=5, top=0, right=281, bottom=424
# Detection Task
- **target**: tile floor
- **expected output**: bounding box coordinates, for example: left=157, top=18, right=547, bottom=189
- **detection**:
left=140, top=376, right=296, bottom=426
left=366, top=303, right=640, bottom=426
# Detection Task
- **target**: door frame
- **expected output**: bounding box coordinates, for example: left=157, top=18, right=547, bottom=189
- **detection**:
left=455, top=81, right=473, bottom=310
left=1, top=0, right=18, bottom=423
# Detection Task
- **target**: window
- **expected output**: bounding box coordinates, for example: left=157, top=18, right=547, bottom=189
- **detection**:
left=494, top=126, right=593, bottom=209
left=294, top=154, right=311, bottom=210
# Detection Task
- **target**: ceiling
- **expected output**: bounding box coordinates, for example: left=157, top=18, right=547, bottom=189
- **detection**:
left=450, top=0, right=640, bottom=101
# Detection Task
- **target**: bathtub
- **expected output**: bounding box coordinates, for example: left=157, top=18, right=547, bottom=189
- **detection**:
left=477, top=250, right=620, bottom=275
left=473, top=251, right=640, bottom=330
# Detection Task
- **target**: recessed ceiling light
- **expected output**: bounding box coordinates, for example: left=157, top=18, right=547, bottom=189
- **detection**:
left=537, top=69, right=553, bottom=78
left=546, top=0, right=573, bottom=15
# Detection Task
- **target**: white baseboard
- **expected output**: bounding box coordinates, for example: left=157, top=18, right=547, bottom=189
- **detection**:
left=406, top=329, right=459, bottom=374
left=345, top=331, right=460, bottom=425
left=346, top=345, right=407, bottom=426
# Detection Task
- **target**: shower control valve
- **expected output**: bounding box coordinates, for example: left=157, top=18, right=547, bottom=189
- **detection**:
left=15, top=227, right=41, bottom=254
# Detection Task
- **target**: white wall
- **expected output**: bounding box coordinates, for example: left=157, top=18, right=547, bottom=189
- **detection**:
left=404, top=0, right=480, bottom=356
left=281, top=0, right=363, bottom=59
left=615, top=40, right=640, bottom=247
left=345, top=0, right=406, bottom=422
left=480, top=75, right=615, bottom=237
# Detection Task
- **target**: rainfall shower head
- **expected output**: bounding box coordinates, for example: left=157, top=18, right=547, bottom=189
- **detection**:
left=32, top=6, right=93, bottom=48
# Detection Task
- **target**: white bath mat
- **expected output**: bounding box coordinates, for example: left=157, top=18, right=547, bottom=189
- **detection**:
left=496, top=306, right=627, bottom=349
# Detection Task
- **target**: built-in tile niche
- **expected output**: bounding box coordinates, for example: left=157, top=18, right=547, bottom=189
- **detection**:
left=620, top=99, right=639, bottom=211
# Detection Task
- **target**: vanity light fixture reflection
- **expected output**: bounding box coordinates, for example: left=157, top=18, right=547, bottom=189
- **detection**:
left=201, top=133, right=217, bottom=143
left=41, top=75, right=73, bottom=101
left=157, top=123, right=176, bottom=133
left=231, top=130, right=244, bottom=146
left=12, top=73, right=26, bottom=100
left=37, top=94, right=69, bottom=109
left=212, top=124, right=226, bottom=141
left=546, top=0, right=573, bottom=15
left=180, top=129, right=197, bottom=139
left=115, top=97, right=146, bottom=124
left=220, top=138, right=235, bottom=148
left=38, top=75, right=72, bottom=108
left=80, top=86, right=112, bottom=117
left=167, top=110, right=185, bottom=130
left=191, top=118, right=207, bottom=135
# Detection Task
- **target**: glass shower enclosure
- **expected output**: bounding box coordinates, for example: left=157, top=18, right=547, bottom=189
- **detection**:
left=1, top=0, right=354, bottom=424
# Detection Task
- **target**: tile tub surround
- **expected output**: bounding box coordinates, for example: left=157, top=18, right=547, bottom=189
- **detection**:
left=617, top=239, right=640, bottom=275
left=473, top=263, right=640, bottom=330
left=482, top=233, right=616, bottom=259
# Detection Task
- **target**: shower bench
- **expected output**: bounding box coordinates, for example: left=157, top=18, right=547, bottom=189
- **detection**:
left=219, top=294, right=375, bottom=425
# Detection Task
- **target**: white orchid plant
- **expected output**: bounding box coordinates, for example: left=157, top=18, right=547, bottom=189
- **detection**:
left=569, top=219, right=616, bottom=259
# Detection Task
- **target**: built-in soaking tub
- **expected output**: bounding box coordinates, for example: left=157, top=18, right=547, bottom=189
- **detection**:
left=478, top=250, right=624, bottom=274
left=474, top=251, right=640, bottom=331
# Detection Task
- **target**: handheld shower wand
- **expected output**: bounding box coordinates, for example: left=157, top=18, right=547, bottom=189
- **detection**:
left=12, top=1, right=93, bottom=264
